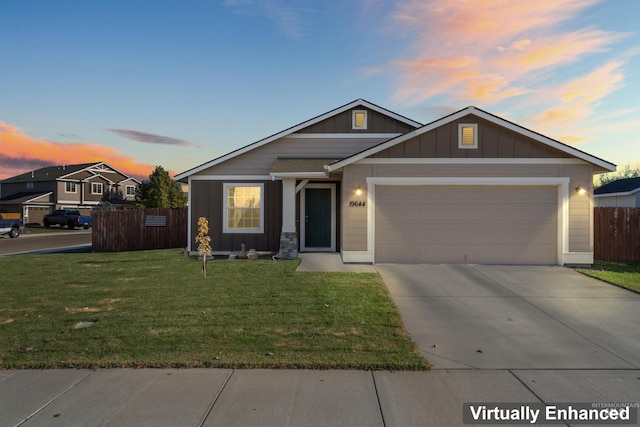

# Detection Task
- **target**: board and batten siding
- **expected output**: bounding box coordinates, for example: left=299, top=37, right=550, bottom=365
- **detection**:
left=297, top=108, right=417, bottom=134
left=372, top=115, right=573, bottom=159
left=341, top=162, right=594, bottom=256
left=190, top=180, right=282, bottom=252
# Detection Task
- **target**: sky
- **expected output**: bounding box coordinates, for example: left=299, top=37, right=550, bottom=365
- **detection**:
left=1, top=0, right=639, bottom=182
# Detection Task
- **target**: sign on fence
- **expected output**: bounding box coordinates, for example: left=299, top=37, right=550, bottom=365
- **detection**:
left=145, top=215, right=167, bottom=227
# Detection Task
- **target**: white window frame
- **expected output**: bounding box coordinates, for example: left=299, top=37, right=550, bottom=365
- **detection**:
left=222, top=183, right=264, bottom=234
left=65, top=182, right=77, bottom=193
left=91, top=182, right=104, bottom=195
left=126, top=185, right=136, bottom=196
left=352, top=110, right=368, bottom=130
left=458, top=123, right=478, bottom=149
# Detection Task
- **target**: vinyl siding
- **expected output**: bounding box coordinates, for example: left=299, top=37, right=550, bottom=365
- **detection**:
left=341, top=162, right=594, bottom=254
left=190, top=180, right=282, bottom=252
left=194, top=136, right=393, bottom=176
left=372, top=115, right=572, bottom=159
left=298, top=109, right=416, bottom=134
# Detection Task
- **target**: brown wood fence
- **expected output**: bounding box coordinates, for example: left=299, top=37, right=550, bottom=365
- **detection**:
left=92, top=208, right=188, bottom=252
left=594, top=207, right=640, bottom=262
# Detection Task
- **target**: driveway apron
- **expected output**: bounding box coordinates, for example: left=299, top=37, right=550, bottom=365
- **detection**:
left=376, top=264, right=640, bottom=370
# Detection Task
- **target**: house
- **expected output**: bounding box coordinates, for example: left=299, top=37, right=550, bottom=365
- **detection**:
left=175, top=99, right=616, bottom=265
left=0, top=162, right=140, bottom=225
left=594, top=177, right=640, bottom=207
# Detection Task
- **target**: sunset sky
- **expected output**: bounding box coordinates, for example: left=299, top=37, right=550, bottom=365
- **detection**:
left=1, top=0, right=638, bottom=182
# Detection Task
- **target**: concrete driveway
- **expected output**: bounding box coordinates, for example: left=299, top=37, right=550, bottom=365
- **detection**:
left=376, top=264, right=640, bottom=370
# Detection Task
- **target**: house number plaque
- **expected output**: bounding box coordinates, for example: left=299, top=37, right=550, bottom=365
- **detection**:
left=349, top=201, right=366, bottom=208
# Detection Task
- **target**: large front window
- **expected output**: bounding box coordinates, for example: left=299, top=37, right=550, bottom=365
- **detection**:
left=223, top=183, right=264, bottom=233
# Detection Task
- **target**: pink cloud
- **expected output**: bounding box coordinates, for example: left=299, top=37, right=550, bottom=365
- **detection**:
left=0, top=122, right=158, bottom=181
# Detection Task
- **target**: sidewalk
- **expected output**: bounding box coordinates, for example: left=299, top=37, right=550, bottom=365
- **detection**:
left=3, top=368, right=639, bottom=426
left=3, top=255, right=639, bottom=426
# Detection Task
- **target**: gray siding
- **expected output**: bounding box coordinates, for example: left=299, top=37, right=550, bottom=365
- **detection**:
left=373, top=115, right=572, bottom=159
left=195, top=136, right=393, bottom=176
left=299, top=109, right=416, bottom=134
left=341, top=162, right=594, bottom=254
left=190, top=180, right=282, bottom=252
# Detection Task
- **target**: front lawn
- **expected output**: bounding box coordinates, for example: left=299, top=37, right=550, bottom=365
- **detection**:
left=577, top=261, right=640, bottom=293
left=0, top=249, right=428, bottom=370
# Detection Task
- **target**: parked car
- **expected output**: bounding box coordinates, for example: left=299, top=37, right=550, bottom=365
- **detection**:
left=0, top=213, right=25, bottom=238
left=43, top=210, right=92, bottom=230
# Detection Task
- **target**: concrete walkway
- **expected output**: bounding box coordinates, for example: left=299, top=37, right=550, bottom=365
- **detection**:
left=2, top=256, right=639, bottom=426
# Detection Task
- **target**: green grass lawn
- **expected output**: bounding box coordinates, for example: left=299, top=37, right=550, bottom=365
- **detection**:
left=577, top=261, right=640, bottom=293
left=0, top=249, right=428, bottom=370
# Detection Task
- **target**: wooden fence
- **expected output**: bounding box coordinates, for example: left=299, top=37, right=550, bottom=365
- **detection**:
left=92, top=208, right=188, bottom=252
left=594, top=207, right=640, bottom=262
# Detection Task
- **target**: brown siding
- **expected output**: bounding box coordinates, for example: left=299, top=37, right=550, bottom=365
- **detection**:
left=299, top=109, right=416, bottom=134
left=373, top=115, right=572, bottom=159
left=190, top=180, right=282, bottom=252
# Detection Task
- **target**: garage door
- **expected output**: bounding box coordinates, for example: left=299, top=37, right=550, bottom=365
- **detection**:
left=375, top=186, right=558, bottom=264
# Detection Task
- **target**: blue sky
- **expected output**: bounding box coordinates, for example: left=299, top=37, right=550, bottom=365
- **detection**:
left=1, top=0, right=638, bottom=181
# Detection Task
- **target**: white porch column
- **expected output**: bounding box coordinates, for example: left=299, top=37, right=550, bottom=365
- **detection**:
left=277, top=178, right=298, bottom=259
left=282, top=178, right=296, bottom=233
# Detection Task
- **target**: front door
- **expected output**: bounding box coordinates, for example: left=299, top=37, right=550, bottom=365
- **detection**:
left=302, top=184, right=336, bottom=251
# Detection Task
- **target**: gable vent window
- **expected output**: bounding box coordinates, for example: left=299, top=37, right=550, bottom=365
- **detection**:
left=458, top=123, right=478, bottom=149
left=352, top=110, right=367, bottom=130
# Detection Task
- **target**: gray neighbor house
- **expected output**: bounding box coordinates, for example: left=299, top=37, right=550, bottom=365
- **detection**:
left=176, top=99, right=616, bottom=265
left=0, top=162, right=140, bottom=225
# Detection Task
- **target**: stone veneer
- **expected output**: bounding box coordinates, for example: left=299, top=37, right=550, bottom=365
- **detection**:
left=276, top=231, right=298, bottom=259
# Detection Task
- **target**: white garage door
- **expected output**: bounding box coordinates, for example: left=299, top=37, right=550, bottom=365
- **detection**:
left=375, top=185, right=558, bottom=264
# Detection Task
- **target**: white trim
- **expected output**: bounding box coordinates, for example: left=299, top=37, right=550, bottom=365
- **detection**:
left=90, top=182, right=104, bottom=195
left=458, top=123, right=478, bottom=149
left=174, top=99, right=422, bottom=181
left=563, top=252, right=594, bottom=265
left=327, top=106, right=616, bottom=173
left=222, top=183, right=265, bottom=234
left=295, top=179, right=309, bottom=194
left=188, top=175, right=273, bottom=181
left=352, top=110, right=368, bottom=130
left=187, top=176, right=193, bottom=250
left=65, top=182, right=78, bottom=194
left=270, top=172, right=328, bottom=179
left=125, top=185, right=136, bottom=196
left=356, top=158, right=587, bottom=165
left=300, top=183, right=336, bottom=252
left=366, top=177, right=570, bottom=265
left=340, top=250, right=373, bottom=264
left=283, top=133, right=402, bottom=139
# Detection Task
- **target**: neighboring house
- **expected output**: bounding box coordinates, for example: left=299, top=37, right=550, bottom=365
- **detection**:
left=0, top=162, right=140, bottom=225
left=594, top=177, right=640, bottom=208
left=175, top=99, right=616, bottom=265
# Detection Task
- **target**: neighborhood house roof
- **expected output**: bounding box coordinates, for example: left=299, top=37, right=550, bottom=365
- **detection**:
left=594, top=177, right=640, bottom=196
left=0, top=162, right=141, bottom=184
left=0, top=191, right=53, bottom=205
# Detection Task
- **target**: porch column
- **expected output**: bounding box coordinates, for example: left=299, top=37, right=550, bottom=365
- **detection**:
left=277, top=178, right=298, bottom=259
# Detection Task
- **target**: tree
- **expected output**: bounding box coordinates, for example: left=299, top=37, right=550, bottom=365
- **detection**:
left=135, top=166, right=188, bottom=208
left=597, top=164, right=640, bottom=188
left=196, top=217, right=212, bottom=278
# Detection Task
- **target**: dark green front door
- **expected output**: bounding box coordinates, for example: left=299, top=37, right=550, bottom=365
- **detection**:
left=305, top=188, right=332, bottom=248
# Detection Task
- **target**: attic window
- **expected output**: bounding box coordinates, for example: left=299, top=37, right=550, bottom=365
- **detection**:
left=352, top=110, right=367, bottom=130
left=458, top=124, right=478, bottom=149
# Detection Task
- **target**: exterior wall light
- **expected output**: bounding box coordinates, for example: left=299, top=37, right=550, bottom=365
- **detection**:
left=575, top=186, right=587, bottom=195
left=355, top=186, right=363, bottom=196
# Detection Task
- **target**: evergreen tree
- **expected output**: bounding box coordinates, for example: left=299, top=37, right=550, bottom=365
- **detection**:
left=135, top=166, right=188, bottom=208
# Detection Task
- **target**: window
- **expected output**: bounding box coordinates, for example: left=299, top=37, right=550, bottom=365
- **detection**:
left=223, top=183, right=264, bottom=233
left=458, top=123, right=478, bottom=149
left=91, top=182, right=104, bottom=195
left=126, top=185, right=136, bottom=196
left=65, top=182, right=77, bottom=193
left=26, top=182, right=34, bottom=189
left=352, top=110, right=367, bottom=130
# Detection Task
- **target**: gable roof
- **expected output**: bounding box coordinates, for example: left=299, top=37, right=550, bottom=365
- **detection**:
left=327, top=106, right=616, bottom=173
left=0, top=191, right=53, bottom=205
left=594, top=177, right=640, bottom=196
left=174, top=99, right=422, bottom=181
left=1, top=162, right=141, bottom=185
left=1, top=163, right=97, bottom=183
